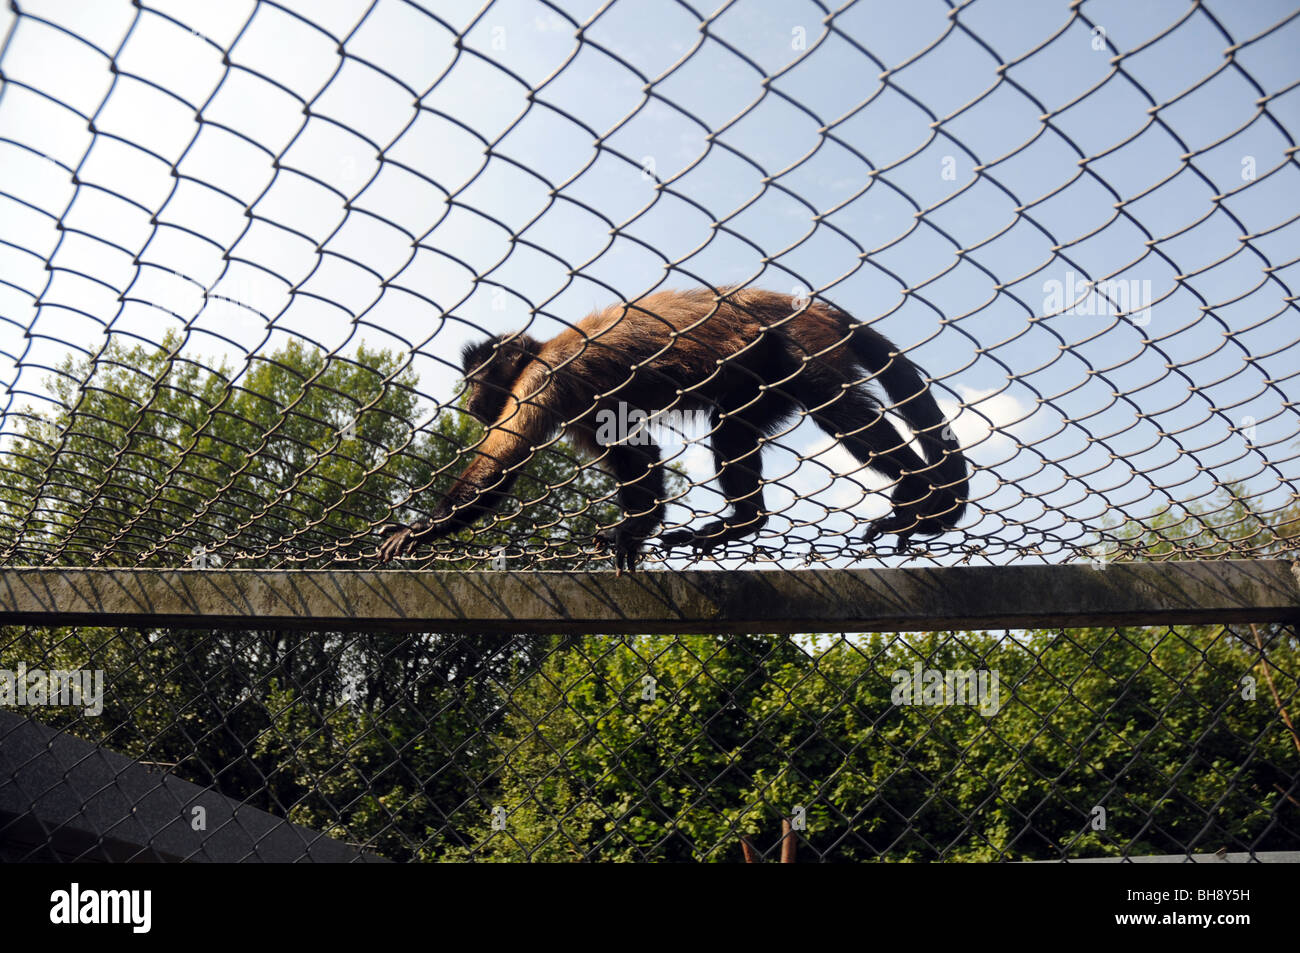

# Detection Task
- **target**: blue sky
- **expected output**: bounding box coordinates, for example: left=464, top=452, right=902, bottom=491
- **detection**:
left=1, top=0, right=1297, bottom=566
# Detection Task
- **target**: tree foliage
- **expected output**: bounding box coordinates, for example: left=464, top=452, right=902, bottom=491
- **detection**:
left=0, top=332, right=618, bottom=566
left=2, top=338, right=1295, bottom=861
left=453, top=623, right=1298, bottom=861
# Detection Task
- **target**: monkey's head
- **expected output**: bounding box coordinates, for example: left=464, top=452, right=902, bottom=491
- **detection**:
left=459, top=332, right=542, bottom=425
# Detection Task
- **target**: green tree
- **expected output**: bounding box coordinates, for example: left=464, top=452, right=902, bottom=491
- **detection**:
left=1, top=332, right=618, bottom=858
left=5, top=337, right=1294, bottom=861
left=454, top=622, right=1296, bottom=861
left=444, top=490, right=1298, bottom=861
left=0, top=331, right=620, bottom=567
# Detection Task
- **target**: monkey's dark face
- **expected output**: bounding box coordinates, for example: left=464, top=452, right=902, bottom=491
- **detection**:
left=460, top=333, right=541, bottom=425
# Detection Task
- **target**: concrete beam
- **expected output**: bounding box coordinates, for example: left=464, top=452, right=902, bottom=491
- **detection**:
left=0, top=559, right=1296, bottom=633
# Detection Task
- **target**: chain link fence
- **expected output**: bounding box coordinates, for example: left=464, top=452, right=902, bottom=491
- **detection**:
left=1, top=0, right=1299, bottom=861
left=0, top=0, right=1296, bottom=570
left=2, top=621, right=1297, bottom=861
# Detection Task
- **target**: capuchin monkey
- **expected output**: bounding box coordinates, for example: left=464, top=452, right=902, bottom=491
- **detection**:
left=377, top=287, right=969, bottom=572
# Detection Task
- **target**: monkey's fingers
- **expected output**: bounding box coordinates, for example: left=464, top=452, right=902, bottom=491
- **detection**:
left=593, top=530, right=620, bottom=572
left=620, top=541, right=644, bottom=575
left=378, top=519, right=440, bottom=563
left=379, top=524, right=429, bottom=562
left=376, top=528, right=408, bottom=563
left=595, top=529, right=643, bottom=575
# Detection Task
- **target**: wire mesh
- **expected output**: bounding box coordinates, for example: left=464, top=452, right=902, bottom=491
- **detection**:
left=2, top=622, right=1297, bottom=861
left=0, top=0, right=1296, bottom=571
left=2, top=0, right=1300, bottom=865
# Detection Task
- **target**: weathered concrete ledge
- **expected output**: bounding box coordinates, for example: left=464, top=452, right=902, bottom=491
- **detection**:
left=0, top=560, right=1296, bottom=634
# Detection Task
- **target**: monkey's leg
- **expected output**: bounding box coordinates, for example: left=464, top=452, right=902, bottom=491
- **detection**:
left=661, top=418, right=769, bottom=553
left=811, top=390, right=937, bottom=548
left=596, top=440, right=666, bottom=574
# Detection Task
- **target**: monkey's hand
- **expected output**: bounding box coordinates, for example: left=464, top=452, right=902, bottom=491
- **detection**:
left=377, top=521, right=434, bottom=563
left=594, top=528, right=645, bottom=576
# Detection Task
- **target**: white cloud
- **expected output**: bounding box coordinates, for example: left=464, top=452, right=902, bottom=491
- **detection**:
left=942, top=385, right=1047, bottom=466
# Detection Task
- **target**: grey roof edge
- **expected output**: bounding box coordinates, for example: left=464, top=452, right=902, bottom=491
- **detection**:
left=0, top=711, right=390, bottom=862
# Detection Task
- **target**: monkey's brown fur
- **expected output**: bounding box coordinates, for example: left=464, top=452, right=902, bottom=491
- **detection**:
left=378, top=287, right=969, bottom=570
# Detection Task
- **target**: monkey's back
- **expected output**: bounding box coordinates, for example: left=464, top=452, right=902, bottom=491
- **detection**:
left=534, top=288, right=856, bottom=417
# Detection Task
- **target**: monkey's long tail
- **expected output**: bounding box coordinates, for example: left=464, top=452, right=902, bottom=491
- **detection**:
left=847, top=323, right=969, bottom=532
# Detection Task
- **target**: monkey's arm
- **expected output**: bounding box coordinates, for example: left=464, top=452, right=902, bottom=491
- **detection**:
left=376, top=474, right=520, bottom=562
left=376, top=416, right=536, bottom=563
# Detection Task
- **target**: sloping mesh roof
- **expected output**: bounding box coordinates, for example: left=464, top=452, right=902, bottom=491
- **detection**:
left=0, top=0, right=1297, bottom=570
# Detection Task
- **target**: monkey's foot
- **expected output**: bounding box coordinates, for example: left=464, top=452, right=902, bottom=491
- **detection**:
left=594, top=528, right=645, bottom=576
left=377, top=521, right=431, bottom=563
left=659, top=528, right=705, bottom=551
left=862, top=514, right=919, bottom=553
left=658, top=524, right=730, bottom=554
